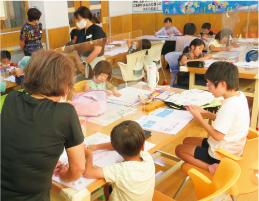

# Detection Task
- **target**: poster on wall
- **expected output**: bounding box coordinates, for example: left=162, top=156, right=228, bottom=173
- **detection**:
left=133, top=1, right=162, bottom=12
left=162, top=1, right=258, bottom=15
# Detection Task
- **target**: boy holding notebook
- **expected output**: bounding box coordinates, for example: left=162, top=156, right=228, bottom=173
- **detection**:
left=84, top=120, right=155, bottom=201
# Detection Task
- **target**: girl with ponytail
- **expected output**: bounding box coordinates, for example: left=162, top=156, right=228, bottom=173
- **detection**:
left=73, top=6, right=107, bottom=83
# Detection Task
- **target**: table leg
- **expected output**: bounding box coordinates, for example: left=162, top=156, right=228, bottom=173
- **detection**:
left=189, top=72, right=195, bottom=89
left=250, top=79, right=258, bottom=129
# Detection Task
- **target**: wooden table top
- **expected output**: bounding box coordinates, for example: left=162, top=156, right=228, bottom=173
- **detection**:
left=52, top=84, right=199, bottom=194
left=187, top=65, right=258, bottom=79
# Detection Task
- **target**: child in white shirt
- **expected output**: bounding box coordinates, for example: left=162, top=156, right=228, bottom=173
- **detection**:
left=176, top=61, right=250, bottom=174
left=84, top=120, right=155, bottom=201
left=155, top=17, right=181, bottom=36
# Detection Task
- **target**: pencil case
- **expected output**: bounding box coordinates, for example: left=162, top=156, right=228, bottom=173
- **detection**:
left=187, top=61, right=205, bottom=68
left=246, top=50, right=258, bottom=62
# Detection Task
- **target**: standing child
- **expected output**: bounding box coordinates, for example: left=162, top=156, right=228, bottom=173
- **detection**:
left=198, top=23, right=215, bottom=38
left=0, top=50, right=18, bottom=68
left=85, top=60, right=121, bottom=97
left=208, top=28, right=233, bottom=53
left=84, top=120, right=155, bottom=201
left=155, top=17, right=181, bottom=36
left=19, top=8, right=43, bottom=56
left=176, top=62, right=250, bottom=173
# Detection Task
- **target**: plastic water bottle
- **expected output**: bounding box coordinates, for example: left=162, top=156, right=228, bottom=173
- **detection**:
left=147, top=62, right=159, bottom=89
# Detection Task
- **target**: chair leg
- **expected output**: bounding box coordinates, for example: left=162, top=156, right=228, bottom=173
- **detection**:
left=231, top=195, right=237, bottom=201
left=160, top=66, right=167, bottom=81
left=125, top=81, right=128, bottom=88
left=173, top=176, right=189, bottom=199
left=170, top=71, right=178, bottom=87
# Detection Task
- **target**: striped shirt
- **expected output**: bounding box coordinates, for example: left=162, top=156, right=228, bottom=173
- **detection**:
left=103, top=151, right=155, bottom=201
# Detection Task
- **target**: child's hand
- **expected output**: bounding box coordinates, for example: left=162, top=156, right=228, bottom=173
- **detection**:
left=199, top=58, right=206, bottom=62
left=227, top=46, right=233, bottom=50
left=106, top=90, right=113, bottom=96
left=12, top=69, right=23, bottom=77
left=191, top=105, right=206, bottom=115
left=113, top=91, right=121, bottom=97
left=87, top=145, right=98, bottom=152
left=53, top=160, right=64, bottom=174
left=186, top=105, right=203, bottom=121
left=58, top=164, right=69, bottom=179
left=154, top=31, right=158, bottom=37
left=167, top=31, right=173, bottom=35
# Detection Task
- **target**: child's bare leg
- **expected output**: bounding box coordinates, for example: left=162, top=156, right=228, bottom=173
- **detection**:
left=175, top=144, right=209, bottom=171
left=183, top=137, right=204, bottom=146
left=104, top=184, right=111, bottom=201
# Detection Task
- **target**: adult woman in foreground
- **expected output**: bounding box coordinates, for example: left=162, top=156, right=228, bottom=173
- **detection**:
left=1, top=49, right=85, bottom=201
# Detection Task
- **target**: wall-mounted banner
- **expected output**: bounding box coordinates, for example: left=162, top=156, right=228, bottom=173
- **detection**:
left=133, top=1, right=162, bottom=12
left=162, top=1, right=258, bottom=15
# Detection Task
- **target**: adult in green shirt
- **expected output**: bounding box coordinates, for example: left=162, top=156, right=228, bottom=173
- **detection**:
left=1, top=49, right=85, bottom=201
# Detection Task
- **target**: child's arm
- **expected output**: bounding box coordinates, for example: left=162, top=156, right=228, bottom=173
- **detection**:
left=126, top=39, right=141, bottom=48
left=155, top=28, right=163, bottom=36
left=203, top=54, right=213, bottom=60
left=84, top=81, right=91, bottom=92
left=19, top=40, right=25, bottom=51
left=12, top=68, right=24, bottom=77
left=209, top=45, right=233, bottom=52
left=105, top=81, right=121, bottom=97
left=89, top=142, right=114, bottom=151
left=83, top=147, right=104, bottom=179
left=186, top=105, right=224, bottom=141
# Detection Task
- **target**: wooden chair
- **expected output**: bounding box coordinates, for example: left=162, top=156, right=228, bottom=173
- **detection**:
left=174, top=128, right=258, bottom=201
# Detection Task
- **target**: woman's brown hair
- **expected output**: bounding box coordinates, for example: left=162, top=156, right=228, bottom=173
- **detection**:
left=23, top=49, right=74, bottom=96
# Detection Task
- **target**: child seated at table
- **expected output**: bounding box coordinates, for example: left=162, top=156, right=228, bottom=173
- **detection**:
left=176, top=23, right=209, bottom=52
left=176, top=39, right=212, bottom=89
left=208, top=28, right=234, bottom=53
left=0, top=50, right=18, bottom=68
left=127, top=38, right=151, bottom=54
left=85, top=60, right=121, bottom=97
left=175, top=61, right=250, bottom=174
left=84, top=120, right=155, bottom=201
left=155, top=17, right=182, bottom=36
left=197, top=23, right=215, bottom=38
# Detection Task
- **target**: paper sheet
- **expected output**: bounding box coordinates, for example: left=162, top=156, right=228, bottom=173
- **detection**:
left=109, top=41, right=127, bottom=45
left=228, top=46, right=246, bottom=52
left=84, top=132, right=156, bottom=167
left=3, top=75, right=16, bottom=82
left=204, top=59, right=217, bottom=67
left=88, top=103, right=137, bottom=126
left=234, top=61, right=259, bottom=68
left=52, top=174, right=96, bottom=191
left=104, top=46, right=128, bottom=56
left=157, top=35, right=168, bottom=38
left=136, top=108, right=194, bottom=135
left=107, top=87, right=151, bottom=106
left=165, top=88, right=215, bottom=106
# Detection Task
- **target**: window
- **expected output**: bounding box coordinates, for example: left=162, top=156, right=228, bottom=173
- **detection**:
left=0, top=1, right=28, bottom=31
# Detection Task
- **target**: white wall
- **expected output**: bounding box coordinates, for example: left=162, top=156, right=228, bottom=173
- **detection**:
left=109, top=1, right=132, bottom=17
left=28, top=1, right=46, bottom=29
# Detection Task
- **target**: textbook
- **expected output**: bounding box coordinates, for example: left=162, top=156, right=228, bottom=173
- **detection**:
left=107, top=87, right=150, bottom=106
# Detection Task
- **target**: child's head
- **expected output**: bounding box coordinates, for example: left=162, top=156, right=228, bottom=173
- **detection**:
left=111, top=121, right=145, bottom=158
left=141, top=39, right=151, bottom=50
left=164, top=17, right=172, bottom=29
left=201, top=23, right=211, bottom=35
left=184, top=39, right=205, bottom=56
left=93, top=60, right=112, bottom=83
left=183, top=23, right=196, bottom=36
left=27, top=8, right=42, bottom=22
left=215, top=28, right=232, bottom=44
left=0, top=50, right=11, bottom=65
left=70, top=29, right=80, bottom=42
left=205, top=61, right=239, bottom=97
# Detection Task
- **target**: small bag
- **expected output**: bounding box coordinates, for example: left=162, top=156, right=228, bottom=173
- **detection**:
left=68, top=90, right=107, bottom=116
left=246, top=50, right=258, bottom=62
left=187, top=61, right=205, bottom=68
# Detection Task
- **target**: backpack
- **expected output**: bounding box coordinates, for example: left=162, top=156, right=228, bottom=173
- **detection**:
left=246, top=50, right=258, bottom=62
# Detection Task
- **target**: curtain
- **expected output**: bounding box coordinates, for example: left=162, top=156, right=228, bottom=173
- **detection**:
left=0, top=0, right=6, bottom=20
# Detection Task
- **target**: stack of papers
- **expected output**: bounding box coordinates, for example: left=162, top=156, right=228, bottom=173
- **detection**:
left=107, top=87, right=150, bottom=106
left=228, top=46, right=247, bottom=52
left=109, top=41, right=127, bottom=45
left=88, top=103, right=137, bottom=126
left=234, top=61, right=258, bottom=68
left=136, top=108, right=194, bottom=135
left=157, top=35, right=168, bottom=38
left=165, top=89, right=215, bottom=106
left=104, top=45, right=115, bottom=50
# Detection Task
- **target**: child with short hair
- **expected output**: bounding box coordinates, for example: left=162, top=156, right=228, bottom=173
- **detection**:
left=176, top=61, right=250, bottom=174
left=155, top=17, right=181, bottom=36
left=198, top=23, right=215, bottom=38
left=84, top=120, right=155, bottom=201
left=127, top=39, right=151, bottom=54
left=208, top=28, right=233, bottom=53
left=66, top=29, right=80, bottom=46
left=85, top=60, right=121, bottom=97
left=19, top=8, right=43, bottom=56
left=176, top=23, right=209, bottom=52
left=0, top=50, right=18, bottom=68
